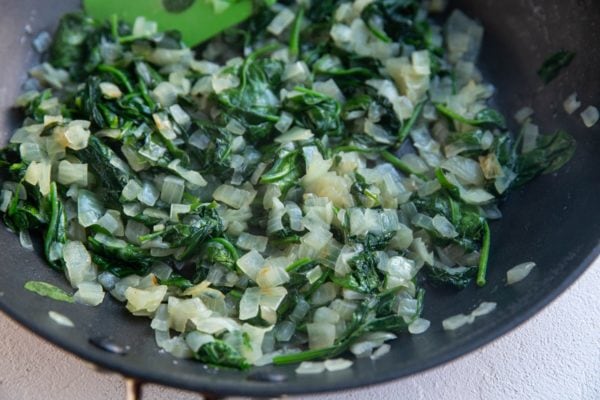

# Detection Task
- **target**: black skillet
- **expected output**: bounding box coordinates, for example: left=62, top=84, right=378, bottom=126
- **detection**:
left=0, top=0, right=598, bottom=398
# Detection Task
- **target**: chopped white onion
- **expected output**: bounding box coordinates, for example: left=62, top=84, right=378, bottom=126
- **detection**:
left=370, top=343, right=391, bottom=360
left=514, top=106, right=534, bottom=124
left=432, top=214, right=459, bottom=238
left=350, top=341, right=376, bottom=358
left=307, top=322, right=336, bottom=349
left=48, top=311, right=75, bottom=328
left=213, top=184, right=255, bottom=209
left=507, top=262, right=536, bottom=285
left=471, top=301, right=497, bottom=317
left=408, top=318, right=431, bottom=334
left=63, top=241, right=95, bottom=288
left=267, top=8, right=295, bottom=36
left=581, top=105, right=599, bottom=128
left=275, top=127, right=314, bottom=144
left=74, top=282, right=105, bottom=306
left=296, top=361, right=326, bottom=374
left=125, top=285, right=168, bottom=314
left=255, top=266, right=289, bottom=288
left=442, top=313, right=472, bottom=331
left=324, top=358, right=353, bottom=371
left=239, top=287, right=261, bottom=320
left=563, top=93, right=581, bottom=115
left=99, top=82, right=122, bottom=99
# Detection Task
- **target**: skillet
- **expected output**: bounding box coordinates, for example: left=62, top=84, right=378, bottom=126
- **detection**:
left=0, top=0, right=598, bottom=397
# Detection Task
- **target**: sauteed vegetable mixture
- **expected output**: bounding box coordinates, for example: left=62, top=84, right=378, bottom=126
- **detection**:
left=0, top=0, right=575, bottom=370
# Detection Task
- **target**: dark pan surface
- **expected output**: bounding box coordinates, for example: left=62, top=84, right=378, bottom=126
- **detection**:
left=0, top=0, right=598, bottom=397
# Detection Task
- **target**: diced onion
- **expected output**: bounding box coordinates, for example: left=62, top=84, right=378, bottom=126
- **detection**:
left=442, top=313, right=472, bottom=331
left=125, top=285, right=168, bottom=314
left=507, top=262, right=536, bottom=285
left=255, top=266, right=289, bottom=288
left=99, top=82, right=122, bottom=99
left=581, top=106, right=599, bottom=128
left=138, top=181, right=160, bottom=206
left=370, top=343, right=391, bottom=360
left=350, top=341, right=376, bottom=358
left=267, top=8, right=295, bottom=36
left=237, top=250, right=264, bottom=281
left=471, top=301, right=497, bottom=317
left=275, top=127, right=314, bottom=144
left=168, top=297, right=212, bottom=332
left=275, top=321, right=296, bottom=342
left=63, top=241, right=95, bottom=288
left=563, top=93, right=581, bottom=115
left=310, top=282, right=338, bottom=306
left=307, top=322, right=336, bottom=349
left=48, top=311, right=75, bottom=328
left=432, top=214, right=459, bottom=238
left=408, top=318, right=431, bottom=334
left=239, top=287, right=261, bottom=320
left=296, top=361, right=326, bottom=374
left=324, top=358, right=353, bottom=371
left=514, top=106, right=534, bottom=124
left=213, top=185, right=255, bottom=209
left=74, top=282, right=105, bottom=306
left=275, top=112, right=294, bottom=133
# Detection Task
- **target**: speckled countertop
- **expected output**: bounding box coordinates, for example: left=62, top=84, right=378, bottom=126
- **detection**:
left=1, top=258, right=598, bottom=400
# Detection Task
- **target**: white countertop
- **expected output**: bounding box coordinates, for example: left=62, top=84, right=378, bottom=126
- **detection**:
left=1, top=258, right=598, bottom=400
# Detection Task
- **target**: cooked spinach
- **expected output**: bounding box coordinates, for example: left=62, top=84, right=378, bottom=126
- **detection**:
left=259, top=149, right=304, bottom=196
left=49, top=13, right=99, bottom=77
left=361, top=0, right=419, bottom=43
left=513, top=130, right=576, bottom=187
left=284, top=87, right=343, bottom=139
left=331, top=252, right=383, bottom=294
left=195, top=340, right=250, bottom=370
left=537, top=50, right=576, bottom=84
left=425, top=264, right=477, bottom=289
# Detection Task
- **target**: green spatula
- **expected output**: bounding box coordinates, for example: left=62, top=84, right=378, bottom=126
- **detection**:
left=83, top=0, right=254, bottom=47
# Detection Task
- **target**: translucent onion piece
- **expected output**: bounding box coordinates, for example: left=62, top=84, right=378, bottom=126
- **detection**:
left=125, top=285, right=168, bottom=314
left=581, top=106, right=599, bottom=128
left=471, top=301, right=497, bottom=317
left=507, top=262, right=536, bottom=285
left=442, top=313, right=472, bottom=331
left=48, top=311, right=75, bottom=328
left=74, top=282, right=105, bottom=306
left=296, top=361, right=326, bottom=374
left=324, top=358, right=353, bottom=371
left=408, top=318, right=431, bottom=334
left=239, top=287, right=261, bottom=320
left=307, top=322, right=336, bottom=349
left=370, top=343, right=391, bottom=360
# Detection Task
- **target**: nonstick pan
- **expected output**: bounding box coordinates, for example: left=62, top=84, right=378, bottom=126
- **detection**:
left=0, top=0, right=598, bottom=398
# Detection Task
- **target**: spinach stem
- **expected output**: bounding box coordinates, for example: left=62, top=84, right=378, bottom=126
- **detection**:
left=97, top=64, right=134, bottom=93
left=289, top=7, right=304, bottom=57
left=476, top=221, right=491, bottom=287
left=381, top=150, right=426, bottom=179
left=397, top=101, right=425, bottom=145
left=285, top=257, right=313, bottom=273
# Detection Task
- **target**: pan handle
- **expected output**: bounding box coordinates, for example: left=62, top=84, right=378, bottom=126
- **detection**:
left=125, top=378, right=142, bottom=400
left=123, top=377, right=228, bottom=400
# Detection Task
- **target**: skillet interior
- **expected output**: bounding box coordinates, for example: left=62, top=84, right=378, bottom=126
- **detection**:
left=0, top=0, right=598, bottom=397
